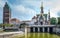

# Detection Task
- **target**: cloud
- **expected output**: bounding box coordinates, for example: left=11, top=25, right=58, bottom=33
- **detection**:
left=44, top=0, right=60, bottom=17
left=19, top=0, right=60, bottom=17
left=14, top=5, right=36, bottom=14
left=7, top=0, right=60, bottom=18
left=57, top=11, right=60, bottom=17
left=0, top=0, right=7, bottom=7
left=48, top=0, right=60, bottom=17
left=0, top=0, right=6, bottom=23
left=0, top=0, right=60, bottom=23
left=11, top=5, right=36, bottom=20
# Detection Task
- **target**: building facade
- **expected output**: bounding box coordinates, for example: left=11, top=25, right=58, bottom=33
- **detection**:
left=3, top=2, right=11, bottom=24
left=10, top=18, right=20, bottom=26
left=32, top=2, right=50, bottom=25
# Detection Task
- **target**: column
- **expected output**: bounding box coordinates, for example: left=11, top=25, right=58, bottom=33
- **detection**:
left=43, top=27, right=44, bottom=32
left=33, top=27, right=35, bottom=37
left=38, top=28, right=40, bottom=38
left=28, top=27, right=30, bottom=33
left=28, top=27, right=30, bottom=37
left=33, top=27, right=35, bottom=32
left=48, top=27, right=49, bottom=33
left=25, top=27, right=28, bottom=38
left=38, top=27, right=40, bottom=32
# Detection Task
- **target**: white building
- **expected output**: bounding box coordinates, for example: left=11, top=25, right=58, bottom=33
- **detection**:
left=31, top=2, right=50, bottom=25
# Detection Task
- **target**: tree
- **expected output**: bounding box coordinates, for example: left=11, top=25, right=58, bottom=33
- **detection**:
left=0, top=24, right=13, bottom=29
left=3, top=24, right=13, bottom=27
left=57, top=17, right=60, bottom=25
left=50, top=17, right=57, bottom=25
left=0, top=23, right=3, bottom=27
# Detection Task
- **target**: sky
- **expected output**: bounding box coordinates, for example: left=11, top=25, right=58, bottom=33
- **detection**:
left=0, top=0, right=60, bottom=23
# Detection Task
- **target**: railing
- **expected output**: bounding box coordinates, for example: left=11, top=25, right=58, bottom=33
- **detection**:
left=28, top=25, right=56, bottom=27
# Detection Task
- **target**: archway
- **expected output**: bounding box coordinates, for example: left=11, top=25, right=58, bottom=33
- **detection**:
left=49, top=27, right=53, bottom=33
left=40, top=22, right=43, bottom=25
left=40, top=27, right=43, bottom=32
left=30, top=27, right=33, bottom=33
left=44, top=27, right=48, bottom=32
left=35, top=27, right=38, bottom=32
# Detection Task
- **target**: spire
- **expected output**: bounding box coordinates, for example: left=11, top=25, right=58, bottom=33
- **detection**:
left=48, top=9, right=50, bottom=19
left=41, top=2, right=44, bottom=13
left=4, top=2, right=9, bottom=8
left=48, top=9, right=50, bottom=25
left=41, top=2, right=43, bottom=7
left=48, top=10, right=50, bottom=13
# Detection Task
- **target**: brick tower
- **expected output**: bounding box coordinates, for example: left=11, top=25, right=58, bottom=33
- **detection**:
left=3, top=2, right=11, bottom=24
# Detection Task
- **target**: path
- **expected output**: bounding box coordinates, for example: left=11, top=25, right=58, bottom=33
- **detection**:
left=0, top=31, right=24, bottom=38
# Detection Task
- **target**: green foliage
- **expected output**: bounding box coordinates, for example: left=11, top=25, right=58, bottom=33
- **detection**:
left=0, top=24, right=13, bottom=27
left=3, top=24, right=13, bottom=27
left=50, top=17, right=57, bottom=25
left=0, top=24, right=3, bottom=27
left=57, top=17, right=60, bottom=25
